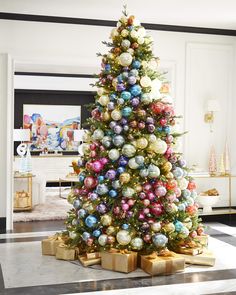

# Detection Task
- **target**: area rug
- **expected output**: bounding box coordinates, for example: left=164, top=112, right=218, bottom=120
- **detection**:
left=13, top=188, right=72, bottom=222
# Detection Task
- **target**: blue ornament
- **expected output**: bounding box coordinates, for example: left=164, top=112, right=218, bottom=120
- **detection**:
left=85, top=215, right=98, bottom=228
left=163, top=126, right=171, bottom=134
left=129, top=69, right=139, bottom=77
left=117, top=83, right=126, bottom=92
left=77, top=158, right=83, bottom=167
left=78, top=208, right=86, bottom=218
left=118, top=156, right=128, bottom=166
left=122, top=72, right=129, bottom=79
left=121, top=91, right=131, bottom=101
left=157, top=127, right=163, bottom=132
left=110, top=93, right=117, bottom=101
left=117, top=166, right=125, bottom=174
left=82, top=232, right=91, bottom=241
left=152, top=234, right=168, bottom=248
left=127, top=25, right=133, bottom=31
left=122, top=223, right=129, bottom=230
left=191, top=191, right=197, bottom=199
left=130, top=85, right=141, bottom=96
left=178, top=203, right=186, bottom=211
left=79, top=174, right=85, bottom=182
left=73, top=199, right=81, bottom=209
left=132, top=60, right=141, bottom=69
left=97, top=184, right=109, bottom=195
left=182, top=189, right=191, bottom=198
left=122, top=107, right=132, bottom=117
left=109, top=189, right=118, bottom=198
left=175, top=221, right=183, bottom=232
left=98, top=176, right=105, bottom=183
left=117, top=74, right=123, bottom=83
left=104, top=64, right=111, bottom=72
left=173, top=167, right=184, bottom=179
left=93, top=229, right=101, bottom=237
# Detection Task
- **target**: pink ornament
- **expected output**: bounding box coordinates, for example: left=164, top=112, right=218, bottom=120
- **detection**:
left=127, top=199, right=135, bottom=206
left=155, top=186, right=167, bottom=197
left=92, top=160, right=103, bottom=173
left=100, top=146, right=105, bottom=152
left=90, top=150, right=97, bottom=158
left=143, top=199, right=150, bottom=206
left=190, top=231, right=197, bottom=238
left=139, top=192, right=146, bottom=199
left=143, top=208, right=150, bottom=214
left=138, top=213, right=145, bottom=220
left=175, top=187, right=182, bottom=197
left=113, top=206, right=120, bottom=215
left=150, top=203, right=163, bottom=216
left=143, top=183, right=152, bottom=192
left=188, top=181, right=196, bottom=191
left=122, top=203, right=129, bottom=211
left=80, top=188, right=89, bottom=196
left=147, top=191, right=155, bottom=201
left=153, top=180, right=164, bottom=188
left=164, top=104, right=174, bottom=115
left=90, top=143, right=97, bottom=150
left=100, top=157, right=109, bottom=165
left=74, top=188, right=80, bottom=195
left=87, top=238, right=94, bottom=246
left=166, top=193, right=176, bottom=202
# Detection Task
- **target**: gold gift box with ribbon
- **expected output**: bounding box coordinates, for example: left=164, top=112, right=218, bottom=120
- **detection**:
left=55, top=244, right=78, bottom=261
left=41, top=234, right=64, bottom=256
left=78, top=255, right=101, bottom=267
left=101, top=249, right=137, bottom=273
left=141, top=251, right=185, bottom=276
left=86, top=252, right=101, bottom=259
left=175, top=246, right=203, bottom=256
left=180, top=249, right=215, bottom=266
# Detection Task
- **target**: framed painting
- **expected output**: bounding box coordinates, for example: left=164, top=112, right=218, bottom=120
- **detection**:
left=23, top=104, right=81, bottom=152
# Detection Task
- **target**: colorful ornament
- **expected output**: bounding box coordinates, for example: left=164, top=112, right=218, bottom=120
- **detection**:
left=152, top=234, right=168, bottom=248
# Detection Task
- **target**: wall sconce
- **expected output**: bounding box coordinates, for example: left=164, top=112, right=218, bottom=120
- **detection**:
left=204, top=99, right=220, bottom=132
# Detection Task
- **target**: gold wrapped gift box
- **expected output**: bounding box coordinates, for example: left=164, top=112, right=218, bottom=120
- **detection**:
left=41, top=235, right=64, bottom=256
left=86, top=252, right=101, bottom=259
left=101, top=250, right=137, bottom=273
left=175, top=246, right=203, bottom=256
left=78, top=255, right=101, bottom=267
left=141, top=251, right=185, bottom=276
left=14, top=191, right=29, bottom=208
left=55, top=244, right=78, bottom=261
left=195, top=235, right=209, bottom=247
left=180, top=250, right=215, bottom=266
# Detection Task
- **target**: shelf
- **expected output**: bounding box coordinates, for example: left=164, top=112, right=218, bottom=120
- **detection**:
left=198, top=208, right=236, bottom=216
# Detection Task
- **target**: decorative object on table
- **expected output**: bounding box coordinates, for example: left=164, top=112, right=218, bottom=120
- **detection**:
left=14, top=190, right=29, bottom=208
left=195, top=234, right=209, bottom=248
left=55, top=244, right=78, bottom=261
left=175, top=246, right=203, bottom=256
left=23, top=104, right=81, bottom=152
left=48, top=8, right=205, bottom=275
left=41, top=234, right=64, bottom=256
left=71, top=160, right=80, bottom=175
left=140, top=250, right=185, bottom=275
left=197, top=188, right=220, bottom=213
left=179, top=249, right=215, bottom=266
left=78, top=255, right=101, bottom=267
left=101, top=249, right=137, bottom=273
left=204, top=99, right=220, bottom=132
left=14, top=128, right=31, bottom=173
left=224, top=141, right=230, bottom=175
left=218, top=153, right=225, bottom=176
left=208, top=145, right=217, bottom=176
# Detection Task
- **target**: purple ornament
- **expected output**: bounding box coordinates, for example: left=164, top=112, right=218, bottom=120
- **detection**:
left=128, top=76, right=136, bottom=85
left=126, top=211, right=133, bottom=218
left=131, top=97, right=140, bottom=107
left=141, top=222, right=150, bottom=231
left=108, top=102, right=115, bottom=110
left=146, top=117, right=155, bottom=124
left=122, top=203, right=129, bottom=211
left=114, top=125, right=123, bottom=134
left=109, top=121, right=117, bottom=129
left=178, top=158, right=187, bottom=167
left=105, top=169, right=116, bottom=180
left=100, top=157, right=109, bottom=165
left=118, top=155, right=128, bottom=166
left=92, top=161, right=103, bottom=173
left=123, top=66, right=129, bottom=72
left=120, top=118, right=128, bottom=125
left=148, top=124, right=155, bottom=133
left=90, top=192, right=98, bottom=200
left=117, top=83, right=126, bottom=92
left=96, top=203, right=107, bottom=214
left=155, top=186, right=167, bottom=197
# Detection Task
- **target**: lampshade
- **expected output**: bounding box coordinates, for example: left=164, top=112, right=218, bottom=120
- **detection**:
left=13, top=129, right=30, bottom=141
left=73, top=129, right=84, bottom=142
left=207, top=100, right=220, bottom=112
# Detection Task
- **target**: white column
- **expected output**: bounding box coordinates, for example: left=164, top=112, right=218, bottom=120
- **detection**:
left=0, top=54, right=14, bottom=231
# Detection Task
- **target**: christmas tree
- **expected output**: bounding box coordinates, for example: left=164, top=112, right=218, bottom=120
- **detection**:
left=65, top=9, right=202, bottom=254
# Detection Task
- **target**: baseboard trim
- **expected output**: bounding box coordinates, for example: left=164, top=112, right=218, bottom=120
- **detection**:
left=0, top=218, right=6, bottom=233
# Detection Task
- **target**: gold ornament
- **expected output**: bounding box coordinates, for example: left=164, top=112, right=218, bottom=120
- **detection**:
left=136, top=137, right=148, bottom=149
left=164, top=222, right=175, bottom=233
left=162, top=161, right=172, bottom=173
left=102, top=111, right=110, bottom=121
left=119, top=172, right=131, bottom=184
left=106, top=226, right=116, bottom=235
left=101, top=214, right=112, bottom=226
left=166, top=172, right=174, bottom=179
left=135, top=184, right=143, bottom=192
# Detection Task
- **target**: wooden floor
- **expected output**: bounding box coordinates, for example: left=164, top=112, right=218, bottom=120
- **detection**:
left=13, top=220, right=65, bottom=233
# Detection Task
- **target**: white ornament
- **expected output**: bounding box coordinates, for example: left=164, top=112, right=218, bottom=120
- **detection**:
left=98, top=95, right=109, bottom=106
left=121, top=29, right=129, bottom=37
left=161, top=94, right=173, bottom=104
left=137, top=37, right=145, bottom=45
left=151, top=222, right=162, bottom=232
left=92, top=129, right=104, bottom=140
left=140, top=76, right=152, bottom=87
left=137, top=27, right=146, bottom=37
left=130, top=30, right=138, bottom=39
left=119, top=52, right=133, bottom=67
left=128, top=158, right=139, bottom=169
left=108, top=149, right=120, bottom=161
left=98, top=234, right=108, bottom=246
left=110, top=28, right=119, bottom=39
left=116, top=230, right=131, bottom=245
left=97, top=87, right=104, bottom=96
left=148, top=139, right=167, bottom=154
left=111, top=109, right=122, bottom=121
left=178, top=178, right=189, bottom=190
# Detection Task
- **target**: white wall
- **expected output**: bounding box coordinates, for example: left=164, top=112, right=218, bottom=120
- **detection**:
left=0, top=8, right=236, bottom=227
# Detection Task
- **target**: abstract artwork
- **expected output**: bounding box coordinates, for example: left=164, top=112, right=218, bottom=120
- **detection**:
left=23, top=104, right=81, bottom=151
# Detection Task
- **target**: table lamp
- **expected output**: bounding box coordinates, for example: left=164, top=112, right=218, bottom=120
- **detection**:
left=14, top=129, right=31, bottom=173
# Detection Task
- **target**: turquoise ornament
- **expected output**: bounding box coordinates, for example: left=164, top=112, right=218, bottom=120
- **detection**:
left=122, top=107, right=132, bottom=117
left=85, top=215, right=97, bottom=228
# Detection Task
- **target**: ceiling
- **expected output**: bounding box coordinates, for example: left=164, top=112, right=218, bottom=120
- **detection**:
left=0, top=0, right=235, bottom=30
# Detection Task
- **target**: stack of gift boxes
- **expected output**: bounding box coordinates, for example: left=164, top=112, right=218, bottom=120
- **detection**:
left=42, top=233, right=215, bottom=275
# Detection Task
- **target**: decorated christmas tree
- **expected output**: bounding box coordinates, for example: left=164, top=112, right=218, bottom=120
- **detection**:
left=65, top=9, right=202, bottom=255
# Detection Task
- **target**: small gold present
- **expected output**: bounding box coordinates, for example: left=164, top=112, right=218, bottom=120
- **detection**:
left=101, top=249, right=137, bottom=273
left=78, top=255, right=101, bottom=267
left=56, top=244, right=77, bottom=261
left=141, top=250, right=185, bottom=276
left=180, top=249, right=215, bottom=266
left=86, top=252, right=101, bottom=259
left=175, top=246, right=203, bottom=256
left=195, top=235, right=208, bottom=247
left=41, top=234, right=64, bottom=256
left=14, top=191, right=29, bottom=208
